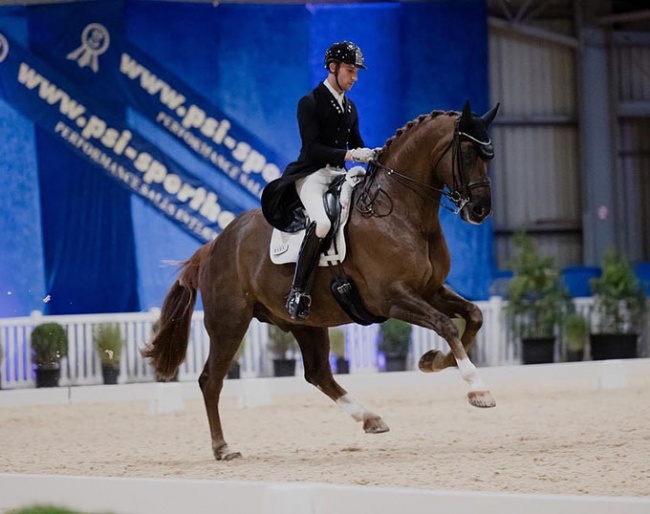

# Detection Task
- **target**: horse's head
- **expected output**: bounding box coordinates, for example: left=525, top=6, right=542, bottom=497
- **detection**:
left=369, top=102, right=499, bottom=224
left=440, top=101, right=499, bottom=224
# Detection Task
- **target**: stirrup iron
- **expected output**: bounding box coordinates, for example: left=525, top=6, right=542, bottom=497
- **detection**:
left=286, top=289, right=312, bottom=320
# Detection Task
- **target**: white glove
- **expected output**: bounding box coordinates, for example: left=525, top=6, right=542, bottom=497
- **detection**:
left=348, top=147, right=376, bottom=163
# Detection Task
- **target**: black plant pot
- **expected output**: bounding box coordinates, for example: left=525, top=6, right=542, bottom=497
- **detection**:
left=35, top=366, right=61, bottom=388
left=521, top=337, right=555, bottom=364
left=384, top=355, right=407, bottom=372
left=590, top=334, right=638, bottom=360
left=273, top=358, right=296, bottom=377
left=335, top=357, right=350, bottom=374
left=101, top=365, right=120, bottom=385
left=227, top=361, right=241, bottom=379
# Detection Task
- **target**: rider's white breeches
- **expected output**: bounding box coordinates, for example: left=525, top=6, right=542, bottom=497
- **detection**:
left=295, top=167, right=345, bottom=239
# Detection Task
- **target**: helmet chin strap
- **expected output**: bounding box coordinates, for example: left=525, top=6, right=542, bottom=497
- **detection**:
left=331, top=63, right=344, bottom=94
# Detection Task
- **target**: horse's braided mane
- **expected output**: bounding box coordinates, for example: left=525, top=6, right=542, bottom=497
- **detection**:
left=381, top=109, right=456, bottom=152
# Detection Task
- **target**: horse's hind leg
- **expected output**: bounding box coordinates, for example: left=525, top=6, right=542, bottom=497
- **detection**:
left=200, top=311, right=250, bottom=461
left=290, top=325, right=389, bottom=434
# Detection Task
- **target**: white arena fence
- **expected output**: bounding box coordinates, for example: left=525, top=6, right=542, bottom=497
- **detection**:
left=0, top=297, right=648, bottom=390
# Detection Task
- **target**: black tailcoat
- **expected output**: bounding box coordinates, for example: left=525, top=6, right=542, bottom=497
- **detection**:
left=261, top=82, right=364, bottom=231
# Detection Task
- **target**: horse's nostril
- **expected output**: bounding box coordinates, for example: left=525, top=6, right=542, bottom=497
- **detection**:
left=473, top=205, right=485, bottom=217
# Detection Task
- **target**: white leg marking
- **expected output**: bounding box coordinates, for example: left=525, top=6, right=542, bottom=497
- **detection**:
left=457, top=357, right=487, bottom=392
left=336, top=394, right=370, bottom=422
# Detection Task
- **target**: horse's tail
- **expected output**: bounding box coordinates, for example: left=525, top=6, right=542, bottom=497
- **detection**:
left=141, top=245, right=206, bottom=379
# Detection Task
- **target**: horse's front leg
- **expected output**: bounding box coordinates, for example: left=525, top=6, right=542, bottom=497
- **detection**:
left=289, top=324, right=390, bottom=434
left=418, top=284, right=483, bottom=372
left=389, top=288, right=495, bottom=409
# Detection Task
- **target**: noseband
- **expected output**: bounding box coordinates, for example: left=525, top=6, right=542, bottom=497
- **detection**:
left=359, top=117, right=493, bottom=216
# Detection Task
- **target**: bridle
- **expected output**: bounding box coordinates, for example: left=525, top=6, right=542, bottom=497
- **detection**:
left=358, top=117, right=494, bottom=216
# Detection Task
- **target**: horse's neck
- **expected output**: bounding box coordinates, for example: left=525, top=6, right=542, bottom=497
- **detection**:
left=371, top=118, right=454, bottom=237
left=379, top=151, right=443, bottom=227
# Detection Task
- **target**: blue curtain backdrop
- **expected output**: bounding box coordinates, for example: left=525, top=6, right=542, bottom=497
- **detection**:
left=0, top=8, right=47, bottom=317
left=0, top=0, right=492, bottom=317
left=35, top=129, right=140, bottom=314
left=27, top=0, right=139, bottom=314
left=402, top=0, right=495, bottom=299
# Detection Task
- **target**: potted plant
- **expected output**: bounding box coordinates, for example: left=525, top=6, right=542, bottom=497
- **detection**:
left=31, top=322, right=68, bottom=388
left=378, top=318, right=412, bottom=372
left=505, top=232, right=571, bottom=364
left=329, top=327, right=349, bottom=374
left=563, top=311, right=588, bottom=362
left=267, top=324, right=298, bottom=377
left=589, top=249, right=648, bottom=360
left=94, top=323, right=123, bottom=385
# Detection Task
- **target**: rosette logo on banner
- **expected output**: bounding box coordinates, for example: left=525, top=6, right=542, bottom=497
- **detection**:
left=66, top=23, right=110, bottom=73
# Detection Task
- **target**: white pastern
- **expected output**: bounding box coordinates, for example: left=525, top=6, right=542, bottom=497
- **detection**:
left=457, top=357, right=488, bottom=392
left=336, top=394, right=370, bottom=422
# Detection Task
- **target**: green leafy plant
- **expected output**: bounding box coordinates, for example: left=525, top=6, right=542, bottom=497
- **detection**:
left=328, top=328, right=346, bottom=359
left=378, top=318, right=412, bottom=357
left=94, top=323, right=124, bottom=368
left=267, top=324, right=297, bottom=358
left=505, top=232, right=571, bottom=338
left=589, top=249, right=648, bottom=334
left=563, top=311, right=589, bottom=352
left=30, top=322, right=68, bottom=368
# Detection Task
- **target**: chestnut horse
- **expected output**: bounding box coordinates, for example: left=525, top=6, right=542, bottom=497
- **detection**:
left=143, top=101, right=500, bottom=461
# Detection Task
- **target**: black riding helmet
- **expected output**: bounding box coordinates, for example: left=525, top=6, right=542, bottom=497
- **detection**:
left=324, top=41, right=366, bottom=70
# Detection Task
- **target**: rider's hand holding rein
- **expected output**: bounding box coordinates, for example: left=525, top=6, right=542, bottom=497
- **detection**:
left=346, top=147, right=379, bottom=164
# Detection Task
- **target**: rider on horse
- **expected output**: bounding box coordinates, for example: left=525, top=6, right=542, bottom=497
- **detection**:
left=261, top=41, right=377, bottom=320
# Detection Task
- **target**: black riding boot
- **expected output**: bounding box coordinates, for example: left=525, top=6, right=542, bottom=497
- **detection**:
left=286, top=222, right=323, bottom=320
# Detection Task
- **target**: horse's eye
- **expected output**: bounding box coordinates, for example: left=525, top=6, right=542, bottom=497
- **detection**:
left=462, top=146, right=477, bottom=164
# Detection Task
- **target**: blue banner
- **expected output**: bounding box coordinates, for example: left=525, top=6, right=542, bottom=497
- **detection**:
left=114, top=43, right=288, bottom=200
left=29, top=3, right=289, bottom=203
left=0, top=31, right=241, bottom=242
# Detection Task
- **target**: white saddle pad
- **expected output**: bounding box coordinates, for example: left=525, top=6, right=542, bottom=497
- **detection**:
left=270, top=166, right=367, bottom=267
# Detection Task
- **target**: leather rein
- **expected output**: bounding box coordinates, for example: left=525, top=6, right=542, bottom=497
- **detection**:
left=357, top=118, right=494, bottom=216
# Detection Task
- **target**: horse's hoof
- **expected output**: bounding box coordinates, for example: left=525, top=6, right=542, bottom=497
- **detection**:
left=214, top=444, right=243, bottom=461
left=363, top=416, right=390, bottom=434
left=418, top=350, right=446, bottom=373
left=467, top=391, right=496, bottom=408
left=221, top=451, right=243, bottom=461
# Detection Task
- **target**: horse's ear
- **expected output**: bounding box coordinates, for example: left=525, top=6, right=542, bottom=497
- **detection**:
left=481, top=103, right=500, bottom=126
left=461, top=100, right=472, bottom=121
left=459, top=100, right=473, bottom=131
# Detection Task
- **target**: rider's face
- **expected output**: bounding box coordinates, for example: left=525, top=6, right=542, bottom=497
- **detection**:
left=330, top=63, right=359, bottom=92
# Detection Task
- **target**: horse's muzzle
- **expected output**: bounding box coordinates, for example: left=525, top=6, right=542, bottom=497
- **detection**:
left=461, top=196, right=492, bottom=225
